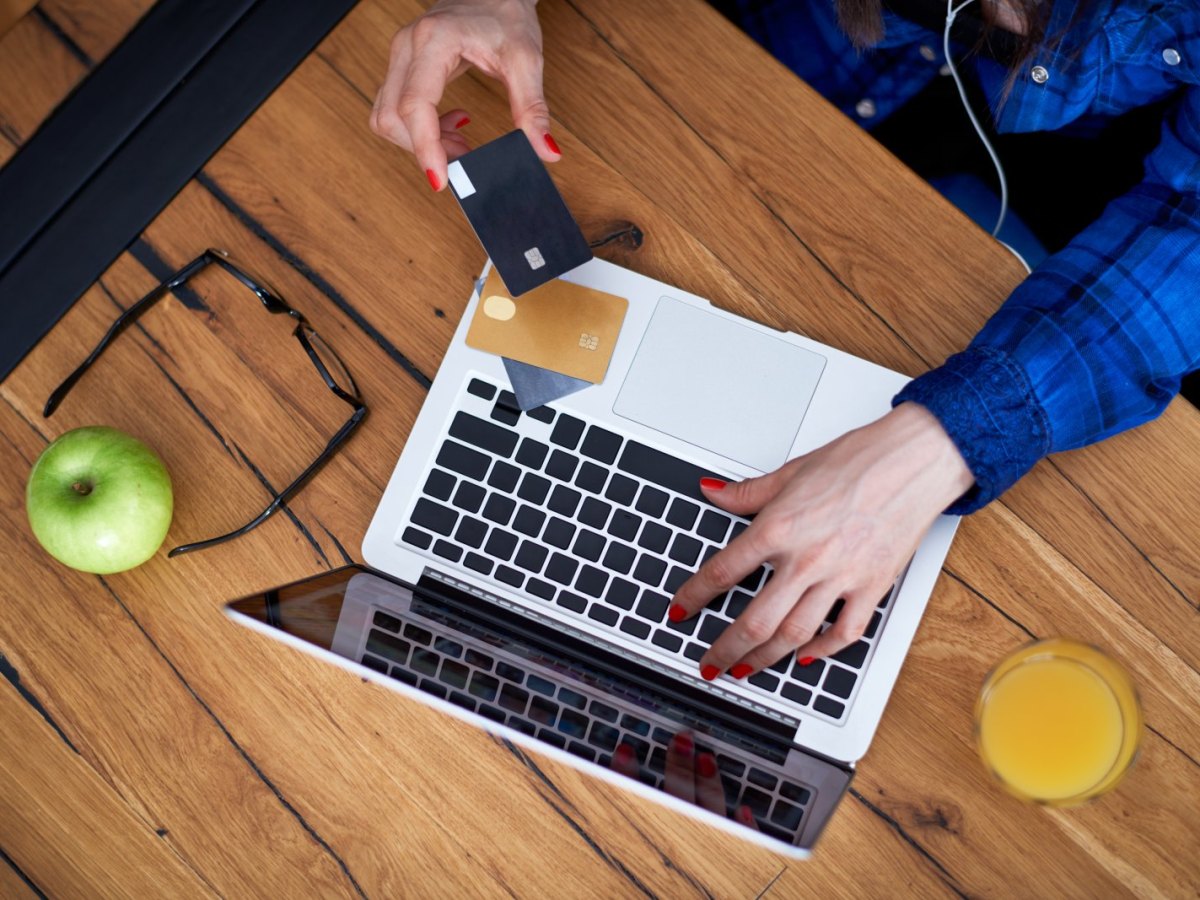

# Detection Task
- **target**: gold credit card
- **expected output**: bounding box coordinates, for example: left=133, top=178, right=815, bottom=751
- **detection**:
left=466, top=268, right=628, bottom=384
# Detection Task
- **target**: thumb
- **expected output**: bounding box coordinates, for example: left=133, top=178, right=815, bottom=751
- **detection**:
left=700, top=464, right=795, bottom=517
left=502, top=50, right=559, bottom=162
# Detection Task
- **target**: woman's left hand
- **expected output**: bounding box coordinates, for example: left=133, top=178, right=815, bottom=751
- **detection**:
left=668, top=402, right=974, bottom=680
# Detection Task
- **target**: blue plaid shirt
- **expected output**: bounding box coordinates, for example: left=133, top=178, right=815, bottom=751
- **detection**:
left=733, top=1, right=1200, bottom=512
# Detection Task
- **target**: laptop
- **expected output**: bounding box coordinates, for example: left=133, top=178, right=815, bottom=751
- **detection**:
left=227, top=257, right=958, bottom=857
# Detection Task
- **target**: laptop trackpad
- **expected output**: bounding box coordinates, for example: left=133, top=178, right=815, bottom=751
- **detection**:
left=614, top=297, right=826, bottom=473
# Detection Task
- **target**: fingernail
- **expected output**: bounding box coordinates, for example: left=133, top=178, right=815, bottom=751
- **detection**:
left=738, top=805, right=755, bottom=825
left=614, top=743, right=634, bottom=764
left=454, top=116, right=470, bottom=129
left=729, top=663, right=753, bottom=679
left=425, top=169, right=440, bottom=191
left=673, top=732, right=693, bottom=755
left=700, top=664, right=721, bottom=681
left=544, top=133, right=561, bottom=155
left=798, top=656, right=815, bottom=667
left=667, top=604, right=687, bottom=623
left=697, top=753, right=718, bottom=778
left=699, top=477, right=727, bottom=492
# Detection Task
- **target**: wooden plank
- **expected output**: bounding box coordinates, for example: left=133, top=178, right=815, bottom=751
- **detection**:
left=39, top=0, right=154, bottom=63
left=0, top=0, right=36, bottom=40
left=0, top=12, right=86, bottom=162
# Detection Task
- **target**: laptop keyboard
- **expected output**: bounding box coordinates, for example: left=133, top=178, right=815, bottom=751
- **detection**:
left=360, top=608, right=814, bottom=844
left=396, top=375, right=896, bottom=725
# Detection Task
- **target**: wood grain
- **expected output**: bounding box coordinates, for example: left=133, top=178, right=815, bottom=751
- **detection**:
left=0, top=1, right=1197, bottom=897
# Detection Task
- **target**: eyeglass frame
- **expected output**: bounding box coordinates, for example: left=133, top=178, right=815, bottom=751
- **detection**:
left=44, top=248, right=367, bottom=557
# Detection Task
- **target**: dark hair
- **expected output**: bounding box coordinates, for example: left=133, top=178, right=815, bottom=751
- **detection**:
left=836, top=0, right=1094, bottom=68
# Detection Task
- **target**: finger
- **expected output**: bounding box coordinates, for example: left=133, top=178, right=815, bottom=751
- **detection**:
left=698, top=567, right=809, bottom=676
left=699, top=458, right=801, bottom=517
left=728, top=581, right=840, bottom=676
left=396, top=50, right=458, bottom=189
left=612, top=743, right=640, bottom=779
left=735, top=804, right=760, bottom=830
left=370, top=34, right=416, bottom=148
left=440, top=131, right=471, bottom=161
left=791, top=590, right=878, bottom=661
left=663, top=732, right=696, bottom=804
left=499, top=45, right=558, bottom=162
left=695, top=752, right=726, bottom=817
left=669, top=529, right=768, bottom=624
left=438, top=108, right=471, bottom=131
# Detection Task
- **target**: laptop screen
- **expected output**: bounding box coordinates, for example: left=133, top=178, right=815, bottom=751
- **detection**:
left=226, top=565, right=850, bottom=855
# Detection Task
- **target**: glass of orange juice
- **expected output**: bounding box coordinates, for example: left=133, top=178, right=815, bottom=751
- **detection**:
left=975, top=638, right=1142, bottom=805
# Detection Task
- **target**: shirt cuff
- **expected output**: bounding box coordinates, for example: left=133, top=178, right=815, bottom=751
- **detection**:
left=892, top=347, right=1051, bottom=514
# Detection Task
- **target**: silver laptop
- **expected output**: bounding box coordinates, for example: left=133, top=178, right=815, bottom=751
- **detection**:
left=229, top=258, right=957, bottom=857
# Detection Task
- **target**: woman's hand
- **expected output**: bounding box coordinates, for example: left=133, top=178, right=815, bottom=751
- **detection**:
left=669, top=403, right=974, bottom=680
left=370, top=0, right=558, bottom=190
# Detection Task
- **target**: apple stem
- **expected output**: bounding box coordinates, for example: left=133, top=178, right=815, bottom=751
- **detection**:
left=71, top=481, right=92, bottom=497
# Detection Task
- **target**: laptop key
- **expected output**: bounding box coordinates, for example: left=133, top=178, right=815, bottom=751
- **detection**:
left=487, top=460, right=521, bottom=492
left=548, top=484, right=582, bottom=517
left=545, top=553, right=579, bottom=586
left=557, top=592, right=588, bottom=613
left=620, top=617, right=651, bottom=639
left=633, top=555, right=667, bottom=588
left=607, top=510, right=641, bottom=541
left=539, top=728, right=567, bottom=749
left=464, top=552, right=493, bottom=575
left=574, top=461, right=608, bottom=494
left=466, top=649, right=493, bottom=670
left=481, top=494, right=516, bottom=526
left=683, top=642, right=706, bottom=662
left=366, top=630, right=410, bottom=664
left=668, top=534, right=702, bottom=566
left=696, top=509, right=731, bottom=543
left=618, top=440, right=721, bottom=504
left=602, top=541, right=636, bottom=575
left=373, top=611, right=402, bottom=633
left=516, top=438, right=549, bottom=469
left=559, top=709, right=589, bottom=736
left=578, top=497, right=612, bottom=530
left=412, top=498, right=458, bottom=536
left=437, top=440, right=489, bottom=480
left=513, top=505, right=546, bottom=537
left=546, top=449, right=579, bottom=481
left=527, top=676, right=555, bottom=697
left=421, top=679, right=448, bottom=699
left=698, top=615, right=729, bottom=645
left=450, top=411, right=518, bottom=458
left=404, top=624, right=432, bottom=645
left=620, top=715, right=651, bottom=737
left=664, top=566, right=691, bottom=594
left=539, top=516, right=574, bottom=549
left=360, top=654, right=388, bottom=674
left=576, top=565, right=609, bottom=598
left=738, top=566, right=767, bottom=593
left=452, top=482, right=486, bottom=513
left=823, top=665, right=858, bottom=699
left=665, top=613, right=699, bottom=636
left=515, top=541, right=549, bottom=574
left=423, top=468, right=456, bottom=501
left=636, top=591, right=670, bottom=621
left=748, top=670, right=779, bottom=692
left=725, top=590, right=753, bottom=618
left=771, top=800, right=805, bottom=831
left=666, top=498, right=700, bottom=530
left=814, top=695, right=846, bottom=719
left=748, top=767, right=778, bottom=791
left=580, top=426, right=622, bottom=464
left=529, top=696, right=558, bottom=725
left=781, top=683, right=813, bottom=706
left=792, top=657, right=825, bottom=685
left=567, top=741, right=596, bottom=762
left=432, top=540, right=462, bottom=562
left=495, top=565, right=524, bottom=588
left=468, top=672, right=500, bottom=702
left=832, top=640, right=870, bottom=670
left=590, top=700, right=619, bottom=722
left=865, top=610, right=882, bottom=639
left=741, top=787, right=772, bottom=818
left=604, top=473, right=638, bottom=505
left=825, top=599, right=845, bottom=624
left=526, top=577, right=555, bottom=601
left=780, top=783, right=812, bottom=805
left=527, top=406, right=555, bottom=424
left=637, top=522, right=671, bottom=554
left=588, top=604, right=619, bottom=626
left=572, top=529, right=606, bottom=562
left=550, top=414, right=586, bottom=450
left=589, top=722, right=620, bottom=752
left=635, top=486, right=669, bottom=517
left=621, top=735, right=651, bottom=763
left=490, top=403, right=519, bottom=427
left=651, top=630, right=683, bottom=653
left=496, top=662, right=525, bottom=683
left=649, top=746, right=668, bottom=774
left=517, top=473, right=551, bottom=505
left=455, top=516, right=488, bottom=549
left=401, top=526, right=432, bottom=550
left=606, top=579, right=640, bottom=610
left=467, top=378, right=496, bottom=400
left=485, top=529, right=519, bottom=561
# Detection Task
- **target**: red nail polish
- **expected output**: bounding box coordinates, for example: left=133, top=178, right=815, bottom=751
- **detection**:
left=673, top=732, right=693, bottom=755
left=614, top=743, right=634, bottom=764
left=738, top=805, right=755, bottom=825
left=699, top=477, right=727, bottom=492
left=425, top=169, right=440, bottom=191
left=730, top=663, right=753, bottom=679
left=544, top=133, right=561, bottom=155
left=455, top=116, right=470, bottom=129
left=667, top=604, right=687, bottom=623
left=798, top=656, right=815, bottom=667
left=700, top=664, right=720, bottom=681
left=697, top=753, right=718, bottom=778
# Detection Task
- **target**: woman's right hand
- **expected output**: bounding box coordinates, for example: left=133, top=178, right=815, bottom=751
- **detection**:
left=370, top=0, right=560, bottom=191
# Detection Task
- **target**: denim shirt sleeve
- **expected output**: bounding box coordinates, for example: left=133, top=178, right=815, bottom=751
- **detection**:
left=895, top=85, right=1200, bottom=514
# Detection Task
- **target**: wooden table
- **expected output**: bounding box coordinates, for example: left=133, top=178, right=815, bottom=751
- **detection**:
left=2, top=1, right=1198, bottom=896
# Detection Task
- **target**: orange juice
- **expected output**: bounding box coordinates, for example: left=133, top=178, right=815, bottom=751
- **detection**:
left=976, top=639, right=1141, bottom=805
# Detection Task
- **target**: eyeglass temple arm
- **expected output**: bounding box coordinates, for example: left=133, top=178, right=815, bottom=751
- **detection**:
left=43, top=252, right=220, bottom=417
left=167, top=404, right=366, bottom=557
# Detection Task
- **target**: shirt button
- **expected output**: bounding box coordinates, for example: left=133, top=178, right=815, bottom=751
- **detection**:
left=1030, top=65, right=1050, bottom=84
left=855, top=98, right=877, bottom=118
left=1162, top=48, right=1182, bottom=66
left=919, top=44, right=937, bottom=61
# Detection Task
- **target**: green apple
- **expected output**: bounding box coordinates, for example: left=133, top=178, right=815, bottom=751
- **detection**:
left=26, top=426, right=174, bottom=574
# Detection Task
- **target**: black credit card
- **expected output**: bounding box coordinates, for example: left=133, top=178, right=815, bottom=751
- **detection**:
left=446, top=130, right=592, bottom=296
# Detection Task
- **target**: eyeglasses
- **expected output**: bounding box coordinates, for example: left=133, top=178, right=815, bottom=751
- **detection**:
left=44, top=248, right=367, bottom=557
